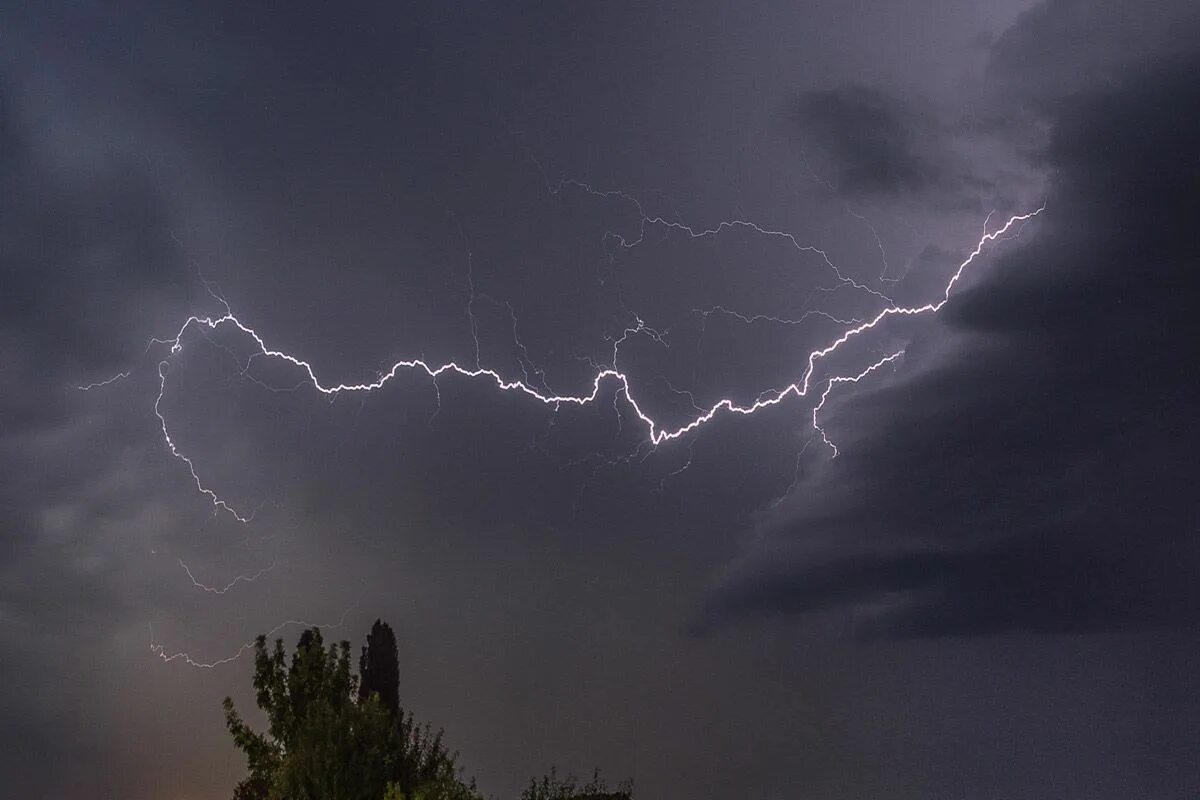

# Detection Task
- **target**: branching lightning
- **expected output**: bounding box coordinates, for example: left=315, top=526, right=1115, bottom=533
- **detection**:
left=844, top=204, right=895, bottom=286
left=137, top=200, right=1041, bottom=522
left=81, top=167, right=1042, bottom=672
left=810, top=349, right=906, bottom=458
left=539, top=168, right=898, bottom=308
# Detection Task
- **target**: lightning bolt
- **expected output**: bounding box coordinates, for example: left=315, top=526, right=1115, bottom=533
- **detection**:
left=694, top=305, right=865, bottom=329
left=155, top=359, right=257, bottom=523
left=148, top=608, right=352, bottom=669
left=811, top=349, right=906, bottom=458
left=75, top=370, right=131, bottom=391
left=178, top=558, right=278, bottom=595
left=124, top=195, right=1041, bottom=521
left=117, top=187, right=1041, bottom=672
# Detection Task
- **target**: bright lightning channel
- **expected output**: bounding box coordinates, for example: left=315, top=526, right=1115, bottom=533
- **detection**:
left=138, top=203, right=1042, bottom=523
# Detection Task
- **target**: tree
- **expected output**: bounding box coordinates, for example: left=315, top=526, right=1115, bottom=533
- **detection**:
left=356, top=620, right=468, bottom=798
left=223, top=628, right=395, bottom=800
left=359, top=619, right=400, bottom=716
left=520, top=768, right=632, bottom=800
left=223, top=622, right=630, bottom=800
left=223, top=625, right=477, bottom=800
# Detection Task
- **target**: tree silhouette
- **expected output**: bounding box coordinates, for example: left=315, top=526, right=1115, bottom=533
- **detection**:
left=223, top=622, right=631, bottom=800
left=223, top=626, right=475, bottom=800
left=520, top=768, right=632, bottom=800
left=223, top=628, right=395, bottom=800
left=359, top=619, right=401, bottom=716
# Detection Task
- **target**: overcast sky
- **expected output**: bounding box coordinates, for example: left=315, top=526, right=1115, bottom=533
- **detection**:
left=4, top=2, right=1200, bottom=798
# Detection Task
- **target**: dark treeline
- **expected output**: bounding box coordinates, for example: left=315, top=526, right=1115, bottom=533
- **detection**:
left=223, top=620, right=632, bottom=800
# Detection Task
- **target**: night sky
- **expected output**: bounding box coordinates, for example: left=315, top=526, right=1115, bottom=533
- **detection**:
left=4, top=2, right=1200, bottom=798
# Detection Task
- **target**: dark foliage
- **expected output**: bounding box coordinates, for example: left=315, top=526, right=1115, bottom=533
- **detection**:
left=359, top=619, right=401, bottom=717
left=224, top=622, right=631, bottom=800
left=223, top=625, right=475, bottom=800
left=520, top=768, right=632, bottom=800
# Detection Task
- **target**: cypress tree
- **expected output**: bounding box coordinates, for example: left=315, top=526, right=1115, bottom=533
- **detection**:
left=358, top=618, right=400, bottom=716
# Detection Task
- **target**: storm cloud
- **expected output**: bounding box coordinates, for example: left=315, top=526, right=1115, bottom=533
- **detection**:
left=708, top=9, right=1200, bottom=638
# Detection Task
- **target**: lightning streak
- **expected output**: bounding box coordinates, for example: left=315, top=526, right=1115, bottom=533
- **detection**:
left=148, top=607, right=353, bottom=669
left=843, top=204, right=894, bottom=285
left=155, top=360, right=257, bottom=523
left=145, top=202, right=1041, bottom=520
left=694, top=305, right=864, bottom=328
left=179, top=558, right=278, bottom=595
left=811, top=350, right=906, bottom=458
left=542, top=171, right=897, bottom=306
left=76, top=370, right=131, bottom=391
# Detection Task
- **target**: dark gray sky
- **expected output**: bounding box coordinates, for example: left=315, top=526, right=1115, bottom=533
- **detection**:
left=3, top=2, right=1200, bottom=798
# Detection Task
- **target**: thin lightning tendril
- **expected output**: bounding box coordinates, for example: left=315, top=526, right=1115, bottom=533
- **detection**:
left=178, top=558, right=278, bottom=595
left=694, top=305, right=865, bottom=328
left=148, top=608, right=352, bottom=669
left=76, top=371, right=131, bottom=391
left=540, top=170, right=898, bottom=307
left=844, top=204, right=895, bottom=286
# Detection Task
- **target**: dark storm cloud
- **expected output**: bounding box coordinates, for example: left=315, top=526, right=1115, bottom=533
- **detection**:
left=791, top=83, right=1026, bottom=213
left=986, top=0, right=1200, bottom=105
left=0, top=37, right=234, bottom=796
left=706, top=45, right=1200, bottom=637
left=793, top=85, right=938, bottom=196
left=0, top=73, right=192, bottom=423
left=0, top=70, right=185, bottom=547
left=0, top=68, right=200, bottom=626
left=714, top=531, right=1200, bottom=638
